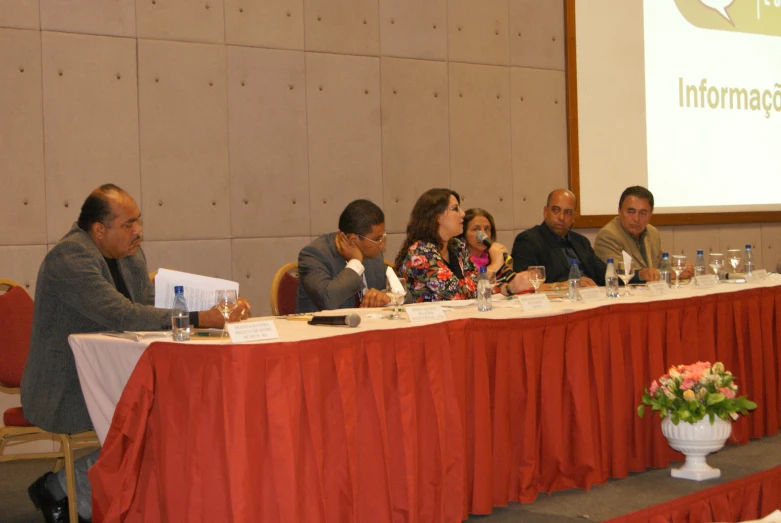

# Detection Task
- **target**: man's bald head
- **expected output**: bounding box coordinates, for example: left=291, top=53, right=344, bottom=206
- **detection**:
left=77, top=184, right=130, bottom=232
left=544, top=189, right=577, bottom=238
left=546, top=189, right=576, bottom=207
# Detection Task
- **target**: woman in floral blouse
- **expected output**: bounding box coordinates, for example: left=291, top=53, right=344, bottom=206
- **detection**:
left=394, top=188, right=532, bottom=302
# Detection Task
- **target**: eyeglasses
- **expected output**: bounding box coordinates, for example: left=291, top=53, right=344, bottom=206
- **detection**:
left=446, top=205, right=462, bottom=213
left=358, top=233, right=388, bottom=245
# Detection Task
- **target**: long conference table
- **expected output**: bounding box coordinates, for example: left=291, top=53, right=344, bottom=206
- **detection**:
left=70, top=277, right=781, bottom=523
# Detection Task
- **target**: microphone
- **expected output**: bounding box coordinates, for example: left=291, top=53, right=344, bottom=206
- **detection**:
left=475, top=231, right=513, bottom=265
left=307, top=313, right=361, bottom=328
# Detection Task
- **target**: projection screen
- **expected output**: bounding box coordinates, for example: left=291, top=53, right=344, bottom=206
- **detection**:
left=567, top=0, right=781, bottom=226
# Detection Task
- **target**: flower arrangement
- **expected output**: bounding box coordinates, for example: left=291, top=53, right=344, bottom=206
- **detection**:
left=638, top=361, right=757, bottom=425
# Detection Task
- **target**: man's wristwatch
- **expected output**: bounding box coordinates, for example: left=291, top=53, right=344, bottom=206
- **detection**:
left=504, top=284, right=515, bottom=296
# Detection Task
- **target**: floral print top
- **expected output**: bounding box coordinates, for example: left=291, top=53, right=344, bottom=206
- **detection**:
left=399, top=238, right=515, bottom=302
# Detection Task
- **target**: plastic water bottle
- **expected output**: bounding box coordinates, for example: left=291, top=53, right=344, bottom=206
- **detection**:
left=659, top=253, right=671, bottom=287
left=605, top=258, right=619, bottom=298
left=476, top=267, right=492, bottom=312
left=568, top=260, right=581, bottom=301
left=694, top=250, right=706, bottom=278
left=744, top=244, right=755, bottom=275
left=171, top=286, right=190, bottom=341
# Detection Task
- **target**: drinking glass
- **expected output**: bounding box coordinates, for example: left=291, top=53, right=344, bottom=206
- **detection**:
left=671, top=255, right=687, bottom=288
left=709, top=253, right=725, bottom=281
left=214, top=289, right=238, bottom=338
left=616, top=261, right=635, bottom=296
left=726, top=249, right=743, bottom=274
left=385, top=278, right=407, bottom=320
left=527, top=266, right=546, bottom=293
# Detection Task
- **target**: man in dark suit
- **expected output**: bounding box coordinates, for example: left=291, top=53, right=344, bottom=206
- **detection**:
left=297, top=199, right=390, bottom=313
left=511, top=189, right=606, bottom=289
left=21, top=184, right=249, bottom=522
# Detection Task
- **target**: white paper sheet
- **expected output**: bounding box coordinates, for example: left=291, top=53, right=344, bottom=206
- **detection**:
left=154, top=268, right=239, bottom=311
left=386, top=266, right=405, bottom=294
left=622, top=250, right=632, bottom=273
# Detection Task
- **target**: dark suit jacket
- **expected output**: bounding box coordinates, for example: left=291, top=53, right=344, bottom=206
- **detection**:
left=21, top=224, right=171, bottom=434
left=296, top=232, right=387, bottom=313
left=511, top=222, right=606, bottom=285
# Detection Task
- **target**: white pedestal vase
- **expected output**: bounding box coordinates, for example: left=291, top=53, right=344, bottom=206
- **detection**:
left=661, top=417, right=731, bottom=480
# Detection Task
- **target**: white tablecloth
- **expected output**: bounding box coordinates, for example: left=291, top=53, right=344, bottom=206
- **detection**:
left=69, top=275, right=781, bottom=444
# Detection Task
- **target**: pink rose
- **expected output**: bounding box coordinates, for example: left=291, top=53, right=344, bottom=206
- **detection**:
left=719, top=387, right=736, bottom=399
left=649, top=380, right=659, bottom=396
left=680, top=379, right=695, bottom=390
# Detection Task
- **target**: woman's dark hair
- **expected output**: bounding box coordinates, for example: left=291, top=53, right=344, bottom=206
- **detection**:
left=77, top=184, right=125, bottom=232
left=394, top=188, right=460, bottom=270
left=460, top=208, right=497, bottom=244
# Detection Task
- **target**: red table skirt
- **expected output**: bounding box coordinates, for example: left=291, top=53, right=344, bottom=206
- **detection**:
left=91, top=286, right=781, bottom=522
left=606, top=465, right=781, bottom=522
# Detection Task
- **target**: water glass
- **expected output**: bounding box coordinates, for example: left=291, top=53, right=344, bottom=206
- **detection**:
left=616, top=261, right=635, bottom=296
left=528, top=266, right=546, bottom=293
left=726, top=249, right=743, bottom=274
left=385, top=277, right=407, bottom=320
left=672, top=255, right=687, bottom=288
left=215, top=289, right=238, bottom=338
left=709, top=253, right=725, bottom=281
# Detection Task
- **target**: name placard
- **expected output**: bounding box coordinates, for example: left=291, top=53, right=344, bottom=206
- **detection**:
left=407, top=304, right=447, bottom=322
left=746, top=269, right=768, bottom=282
left=577, top=287, right=605, bottom=303
left=518, top=293, right=552, bottom=311
left=647, top=281, right=672, bottom=295
left=695, top=274, right=719, bottom=288
left=226, top=320, right=279, bottom=342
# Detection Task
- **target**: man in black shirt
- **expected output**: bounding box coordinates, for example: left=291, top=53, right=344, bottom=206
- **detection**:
left=511, top=189, right=606, bottom=289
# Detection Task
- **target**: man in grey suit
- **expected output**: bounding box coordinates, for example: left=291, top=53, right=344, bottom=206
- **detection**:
left=297, top=199, right=390, bottom=313
left=21, top=184, right=249, bottom=523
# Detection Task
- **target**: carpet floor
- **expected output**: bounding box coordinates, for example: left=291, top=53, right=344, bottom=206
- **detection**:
left=2, top=435, right=779, bottom=523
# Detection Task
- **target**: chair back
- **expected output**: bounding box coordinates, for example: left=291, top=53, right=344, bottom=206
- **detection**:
left=270, top=262, right=299, bottom=316
left=0, top=281, right=34, bottom=388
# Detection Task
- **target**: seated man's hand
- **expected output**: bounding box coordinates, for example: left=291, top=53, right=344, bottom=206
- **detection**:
left=639, top=268, right=659, bottom=282
left=335, top=231, right=363, bottom=262
left=229, top=298, right=251, bottom=321
left=360, top=288, right=390, bottom=308
left=579, top=276, right=598, bottom=287
left=679, top=262, right=695, bottom=280
left=198, top=297, right=252, bottom=327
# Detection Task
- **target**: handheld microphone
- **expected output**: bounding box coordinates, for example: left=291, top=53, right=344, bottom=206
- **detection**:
left=307, top=313, right=361, bottom=328
left=475, top=231, right=513, bottom=265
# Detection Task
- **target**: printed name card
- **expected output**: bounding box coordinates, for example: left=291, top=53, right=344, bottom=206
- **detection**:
left=647, top=281, right=672, bottom=295
left=407, top=304, right=446, bottom=322
left=695, top=274, right=719, bottom=288
left=226, top=320, right=279, bottom=342
left=577, top=287, right=605, bottom=303
left=517, top=293, right=552, bottom=311
left=745, top=269, right=768, bottom=282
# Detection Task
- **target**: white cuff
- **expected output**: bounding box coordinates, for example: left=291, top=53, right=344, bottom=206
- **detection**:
left=346, top=259, right=365, bottom=276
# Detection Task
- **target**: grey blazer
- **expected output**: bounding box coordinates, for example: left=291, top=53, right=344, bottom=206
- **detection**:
left=296, top=232, right=387, bottom=313
left=21, top=224, right=171, bottom=434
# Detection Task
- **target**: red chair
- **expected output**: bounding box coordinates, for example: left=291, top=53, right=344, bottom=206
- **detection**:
left=0, top=278, right=100, bottom=523
left=270, top=262, right=299, bottom=316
